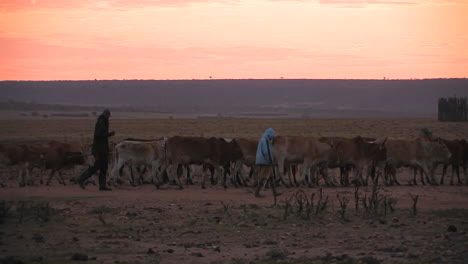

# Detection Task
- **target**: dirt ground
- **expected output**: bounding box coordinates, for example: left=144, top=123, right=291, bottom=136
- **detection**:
left=1, top=170, right=468, bottom=264
left=1, top=118, right=468, bottom=263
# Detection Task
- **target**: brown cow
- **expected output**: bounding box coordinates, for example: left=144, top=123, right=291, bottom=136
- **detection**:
left=438, top=139, right=468, bottom=185
left=383, top=137, right=451, bottom=186
left=42, top=140, right=87, bottom=185
left=231, top=138, right=258, bottom=187
left=319, top=136, right=385, bottom=186
left=272, top=136, right=334, bottom=187
left=165, top=136, right=242, bottom=189
left=0, top=143, right=46, bottom=186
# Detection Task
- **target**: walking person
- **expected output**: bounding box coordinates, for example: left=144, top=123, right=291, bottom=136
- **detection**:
left=254, top=128, right=281, bottom=198
left=75, top=109, right=115, bottom=191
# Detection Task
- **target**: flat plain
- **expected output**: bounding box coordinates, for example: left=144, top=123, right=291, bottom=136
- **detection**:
left=1, top=117, right=468, bottom=264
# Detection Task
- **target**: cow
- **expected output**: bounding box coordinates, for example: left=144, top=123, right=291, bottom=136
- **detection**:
left=228, top=138, right=258, bottom=187
left=382, top=137, right=451, bottom=186
left=438, top=139, right=468, bottom=185
left=165, top=136, right=242, bottom=189
left=318, top=136, right=385, bottom=186
left=216, top=138, right=243, bottom=188
left=271, top=136, right=334, bottom=187
left=111, top=138, right=167, bottom=187
left=41, top=140, right=87, bottom=185
left=0, top=143, right=46, bottom=187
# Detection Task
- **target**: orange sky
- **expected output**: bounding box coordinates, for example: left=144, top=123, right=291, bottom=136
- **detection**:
left=1, top=0, right=467, bottom=80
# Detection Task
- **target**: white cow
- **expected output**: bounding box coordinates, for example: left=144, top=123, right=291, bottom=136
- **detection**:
left=111, top=139, right=167, bottom=187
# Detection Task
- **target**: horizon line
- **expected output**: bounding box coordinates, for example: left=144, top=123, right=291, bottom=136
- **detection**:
left=1, top=77, right=467, bottom=82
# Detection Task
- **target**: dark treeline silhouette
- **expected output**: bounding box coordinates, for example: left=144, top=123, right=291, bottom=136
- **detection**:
left=1, top=79, right=467, bottom=117
left=438, top=97, right=468, bottom=122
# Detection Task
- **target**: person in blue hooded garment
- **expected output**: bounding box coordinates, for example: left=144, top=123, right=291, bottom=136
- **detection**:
left=255, top=128, right=281, bottom=198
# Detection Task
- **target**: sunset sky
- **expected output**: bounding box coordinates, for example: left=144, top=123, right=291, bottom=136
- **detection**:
left=1, top=0, right=467, bottom=80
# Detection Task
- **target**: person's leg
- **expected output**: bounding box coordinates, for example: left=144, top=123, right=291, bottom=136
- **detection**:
left=76, top=164, right=99, bottom=189
left=255, top=166, right=270, bottom=198
left=98, top=155, right=111, bottom=191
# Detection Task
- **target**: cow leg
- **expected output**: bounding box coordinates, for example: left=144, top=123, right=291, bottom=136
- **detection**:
left=344, top=166, right=352, bottom=186
left=46, top=170, right=55, bottom=185
left=18, top=168, right=26, bottom=187
left=222, top=166, right=228, bottom=188
left=151, top=160, right=163, bottom=189
left=114, top=163, right=125, bottom=185
left=135, top=165, right=144, bottom=185
left=174, top=164, right=184, bottom=189
left=230, top=161, right=239, bottom=187
left=353, top=167, right=362, bottom=187
left=418, top=167, right=426, bottom=185
left=363, top=166, right=371, bottom=186
left=309, top=167, right=318, bottom=187
left=411, top=167, right=418, bottom=185
left=320, top=164, right=336, bottom=187
left=201, top=164, right=209, bottom=189
left=452, top=164, right=462, bottom=185
left=182, top=165, right=190, bottom=185
left=463, top=162, right=468, bottom=186
left=450, top=164, right=456, bottom=185
left=25, top=168, right=34, bottom=186
left=247, top=166, right=255, bottom=186
left=128, top=166, right=137, bottom=187
left=392, top=171, right=401, bottom=186
left=56, top=171, right=66, bottom=185
left=291, top=165, right=299, bottom=187
left=440, top=164, right=448, bottom=185
left=299, top=164, right=310, bottom=187
left=167, top=163, right=183, bottom=189
left=277, top=160, right=290, bottom=188
left=232, top=161, right=243, bottom=187
left=39, top=167, right=44, bottom=185
left=339, top=167, right=346, bottom=186
left=423, top=165, right=438, bottom=186
left=186, top=165, right=194, bottom=185
left=286, top=166, right=294, bottom=187
left=456, top=164, right=462, bottom=185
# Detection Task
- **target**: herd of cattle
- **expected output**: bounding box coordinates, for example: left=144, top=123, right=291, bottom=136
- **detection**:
left=1, top=135, right=467, bottom=190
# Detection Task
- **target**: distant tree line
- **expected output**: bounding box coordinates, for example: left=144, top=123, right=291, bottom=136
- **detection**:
left=438, top=97, right=468, bottom=122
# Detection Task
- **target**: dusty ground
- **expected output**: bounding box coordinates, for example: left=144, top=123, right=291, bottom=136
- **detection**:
left=1, top=171, right=468, bottom=264
left=1, top=118, right=468, bottom=263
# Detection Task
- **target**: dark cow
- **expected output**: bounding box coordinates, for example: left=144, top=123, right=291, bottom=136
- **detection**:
left=438, top=139, right=468, bottom=185
left=165, top=136, right=242, bottom=189
left=320, top=136, right=385, bottom=186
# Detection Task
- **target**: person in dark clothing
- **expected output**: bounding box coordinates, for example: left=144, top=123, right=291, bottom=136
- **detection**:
left=75, top=109, right=115, bottom=191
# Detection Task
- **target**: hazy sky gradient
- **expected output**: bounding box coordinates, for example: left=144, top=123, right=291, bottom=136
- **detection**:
left=1, top=0, right=467, bottom=80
